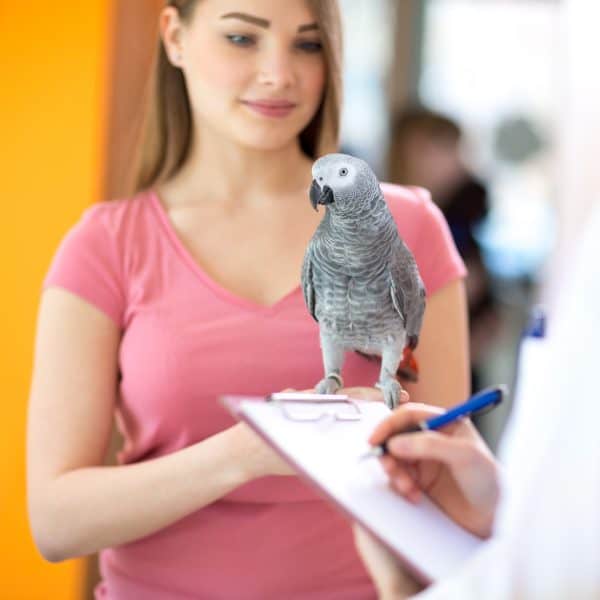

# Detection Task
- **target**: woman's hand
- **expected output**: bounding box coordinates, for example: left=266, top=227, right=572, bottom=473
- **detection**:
left=370, top=403, right=500, bottom=538
left=227, top=386, right=312, bottom=480
left=339, top=386, right=409, bottom=404
left=279, top=385, right=406, bottom=404
left=230, top=385, right=408, bottom=481
left=230, top=422, right=296, bottom=479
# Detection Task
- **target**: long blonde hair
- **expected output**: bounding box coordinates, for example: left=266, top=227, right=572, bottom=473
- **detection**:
left=128, top=0, right=343, bottom=196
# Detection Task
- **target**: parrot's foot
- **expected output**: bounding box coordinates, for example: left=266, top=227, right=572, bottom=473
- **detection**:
left=375, top=377, right=404, bottom=410
left=315, top=372, right=344, bottom=395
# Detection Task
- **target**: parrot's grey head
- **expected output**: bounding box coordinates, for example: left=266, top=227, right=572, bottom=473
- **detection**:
left=309, top=153, right=380, bottom=214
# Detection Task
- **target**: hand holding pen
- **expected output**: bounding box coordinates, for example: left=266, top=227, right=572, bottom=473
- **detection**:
left=366, top=386, right=506, bottom=539
left=361, top=386, right=505, bottom=459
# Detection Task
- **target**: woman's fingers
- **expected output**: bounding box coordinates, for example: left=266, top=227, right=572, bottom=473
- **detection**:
left=397, top=390, right=410, bottom=404
left=339, top=386, right=385, bottom=402
left=277, top=387, right=407, bottom=404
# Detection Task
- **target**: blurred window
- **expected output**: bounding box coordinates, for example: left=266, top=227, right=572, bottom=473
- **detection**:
left=420, top=0, right=560, bottom=281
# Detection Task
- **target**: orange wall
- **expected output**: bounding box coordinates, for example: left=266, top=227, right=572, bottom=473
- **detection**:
left=0, top=2, right=112, bottom=597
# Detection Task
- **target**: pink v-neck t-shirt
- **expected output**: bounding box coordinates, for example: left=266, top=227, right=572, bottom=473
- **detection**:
left=43, top=184, right=466, bottom=599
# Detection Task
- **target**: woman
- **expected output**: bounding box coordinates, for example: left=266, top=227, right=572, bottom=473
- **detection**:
left=26, top=1, right=469, bottom=598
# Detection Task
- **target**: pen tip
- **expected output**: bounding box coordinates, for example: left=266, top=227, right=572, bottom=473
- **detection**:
left=358, top=447, right=382, bottom=461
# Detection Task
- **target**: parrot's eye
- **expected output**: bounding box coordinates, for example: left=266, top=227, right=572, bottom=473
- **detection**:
left=339, top=168, right=349, bottom=177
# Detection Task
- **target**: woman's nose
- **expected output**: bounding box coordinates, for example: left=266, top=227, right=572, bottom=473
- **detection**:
left=256, top=48, right=295, bottom=88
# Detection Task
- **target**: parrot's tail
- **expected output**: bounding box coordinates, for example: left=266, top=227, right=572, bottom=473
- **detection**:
left=397, top=347, right=419, bottom=382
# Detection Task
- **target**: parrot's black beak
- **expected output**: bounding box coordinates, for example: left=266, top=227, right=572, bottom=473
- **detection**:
left=309, top=179, right=335, bottom=211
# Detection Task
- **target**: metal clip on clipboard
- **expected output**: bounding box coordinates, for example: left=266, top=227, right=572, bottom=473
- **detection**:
left=267, top=392, right=363, bottom=422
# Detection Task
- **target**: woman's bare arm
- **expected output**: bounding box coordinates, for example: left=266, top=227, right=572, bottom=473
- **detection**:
left=27, top=289, right=281, bottom=563
left=404, top=279, right=470, bottom=408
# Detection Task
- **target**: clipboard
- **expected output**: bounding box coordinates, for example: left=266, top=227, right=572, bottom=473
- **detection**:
left=221, top=393, right=484, bottom=585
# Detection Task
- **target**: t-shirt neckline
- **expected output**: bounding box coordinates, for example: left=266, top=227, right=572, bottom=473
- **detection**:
left=148, top=189, right=301, bottom=314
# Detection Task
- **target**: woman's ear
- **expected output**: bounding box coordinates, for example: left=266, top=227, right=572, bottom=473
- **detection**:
left=159, top=6, right=185, bottom=67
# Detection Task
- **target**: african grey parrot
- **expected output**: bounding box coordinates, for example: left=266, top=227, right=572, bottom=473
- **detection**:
left=301, top=153, right=426, bottom=409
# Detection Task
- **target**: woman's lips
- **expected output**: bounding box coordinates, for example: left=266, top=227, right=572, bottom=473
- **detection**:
left=241, top=100, right=296, bottom=118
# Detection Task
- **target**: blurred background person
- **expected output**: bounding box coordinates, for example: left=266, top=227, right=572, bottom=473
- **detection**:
left=388, top=107, right=501, bottom=392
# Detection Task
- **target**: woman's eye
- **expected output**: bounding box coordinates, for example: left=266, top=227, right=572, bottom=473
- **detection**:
left=296, top=40, right=323, bottom=53
left=226, top=34, right=255, bottom=47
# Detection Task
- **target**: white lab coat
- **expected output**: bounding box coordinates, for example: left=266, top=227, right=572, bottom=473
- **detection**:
left=417, top=206, right=600, bottom=599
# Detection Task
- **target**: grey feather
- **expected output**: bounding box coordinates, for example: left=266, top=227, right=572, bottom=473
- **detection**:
left=301, top=250, right=317, bottom=321
left=300, top=153, right=426, bottom=408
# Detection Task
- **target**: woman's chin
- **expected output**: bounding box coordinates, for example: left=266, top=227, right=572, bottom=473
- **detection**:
left=233, top=130, right=303, bottom=153
left=229, top=111, right=314, bottom=153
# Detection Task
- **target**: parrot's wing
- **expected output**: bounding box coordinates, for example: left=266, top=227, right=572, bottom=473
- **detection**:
left=389, top=276, right=406, bottom=322
left=389, top=240, right=426, bottom=349
left=301, top=245, right=318, bottom=322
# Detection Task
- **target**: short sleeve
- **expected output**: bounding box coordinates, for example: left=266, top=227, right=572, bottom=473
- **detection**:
left=42, top=204, right=125, bottom=327
left=381, top=184, right=466, bottom=296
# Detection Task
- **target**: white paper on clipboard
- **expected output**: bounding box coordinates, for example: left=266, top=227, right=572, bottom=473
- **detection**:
left=221, top=394, right=484, bottom=585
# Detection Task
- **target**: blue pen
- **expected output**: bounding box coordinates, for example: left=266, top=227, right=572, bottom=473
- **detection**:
left=360, top=385, right=506, bottom=460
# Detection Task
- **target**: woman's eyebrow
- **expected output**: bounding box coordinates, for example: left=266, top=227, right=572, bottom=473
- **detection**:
left=298, top=23, right=319, bottom=33
left=220, top=12, right=270, bottom=28
left=220, top=12, right=319, bottom=33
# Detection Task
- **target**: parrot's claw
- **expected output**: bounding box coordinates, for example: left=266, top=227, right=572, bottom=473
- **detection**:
left=375, top=378, right=404, bottom=410
left=315, top=373, right=343, bottom=395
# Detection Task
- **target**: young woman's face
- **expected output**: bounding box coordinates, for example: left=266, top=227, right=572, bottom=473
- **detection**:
left=171, top=0, right=327, bottom=152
